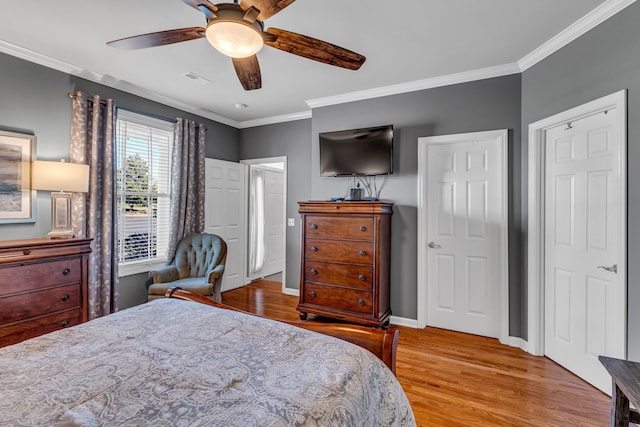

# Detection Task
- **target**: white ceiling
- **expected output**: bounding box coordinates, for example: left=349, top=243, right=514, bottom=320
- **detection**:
left=0, top=0, right=628, bottom=128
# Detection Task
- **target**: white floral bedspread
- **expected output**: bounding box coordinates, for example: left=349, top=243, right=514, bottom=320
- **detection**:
left=0, top=299, right=415, bottom=426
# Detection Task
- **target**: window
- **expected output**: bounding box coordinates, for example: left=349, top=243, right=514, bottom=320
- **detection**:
left=116, top=109, right=173, bottom=276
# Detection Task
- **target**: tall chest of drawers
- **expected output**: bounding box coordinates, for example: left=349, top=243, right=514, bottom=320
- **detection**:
left=0, top=238, right=92, bottom=347
left=297, top=201, right=393, bottom=327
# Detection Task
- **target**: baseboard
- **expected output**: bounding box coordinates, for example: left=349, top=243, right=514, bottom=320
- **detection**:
left=506, top=336, right=530, bottom=353
left=390, top=316, right=418, bottom=328
left=282, top=287, right=300, bottom=297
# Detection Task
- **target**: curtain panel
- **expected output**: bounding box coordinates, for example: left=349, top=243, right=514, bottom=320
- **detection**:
left=166, top=118, right=206, bottom=263
left=69, top=91, right=119, bottom=319
left=249, top=167, right=265, bottom=276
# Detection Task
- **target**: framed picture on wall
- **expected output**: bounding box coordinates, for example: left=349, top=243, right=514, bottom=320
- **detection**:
left=0, top=130, right=36, bottom=224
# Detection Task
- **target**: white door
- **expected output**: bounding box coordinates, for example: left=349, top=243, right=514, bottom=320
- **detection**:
left=543, top=109, right=625, bottom=393
left=204, top=158, right=247, bottom=292
left=423, top=130, right=507, bottom=339
left=262, top=168, right=284, bottom=277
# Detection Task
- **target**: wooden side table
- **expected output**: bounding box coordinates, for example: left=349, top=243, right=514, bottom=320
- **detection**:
left=599, top=355, right=640, bottom=426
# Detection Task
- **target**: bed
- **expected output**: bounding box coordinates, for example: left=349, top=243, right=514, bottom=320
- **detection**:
left=0, top=288, right=415, bottom=426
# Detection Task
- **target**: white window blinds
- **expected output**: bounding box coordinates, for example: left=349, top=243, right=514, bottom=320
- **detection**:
left=116, top=110, right=173, bottom=268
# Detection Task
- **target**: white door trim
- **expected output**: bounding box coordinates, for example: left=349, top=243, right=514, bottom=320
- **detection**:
left=417, top=129, right=509, bottom=344
left=240, top=156, right=288, bottom=293
left=526, top=90, right=627, bottom=356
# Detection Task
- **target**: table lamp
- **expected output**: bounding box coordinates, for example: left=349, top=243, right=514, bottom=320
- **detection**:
left=32, top=159, right=90, bottom=239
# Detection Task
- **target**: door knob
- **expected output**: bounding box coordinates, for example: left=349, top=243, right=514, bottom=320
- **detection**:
left=597, top=264, right=617, bottom=274
left=428, top=241, right=442, bottom=249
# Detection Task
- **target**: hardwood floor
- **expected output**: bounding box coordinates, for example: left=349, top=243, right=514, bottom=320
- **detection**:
left=221, top=280, right=611, bottom=426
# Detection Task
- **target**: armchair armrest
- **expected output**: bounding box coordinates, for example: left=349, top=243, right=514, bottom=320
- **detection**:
left=149, top=265, right=179, bottom=284
left=206, top=263, right=225, bottom=283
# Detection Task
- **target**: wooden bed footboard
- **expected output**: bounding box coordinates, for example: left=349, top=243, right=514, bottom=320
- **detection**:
left=165, top=287, right=399, bottom=374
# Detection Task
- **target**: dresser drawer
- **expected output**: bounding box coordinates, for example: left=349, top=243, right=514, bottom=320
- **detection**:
left=0, top=284, right=80, bottom=324
left=0, top=258, right=81, bottom=296
left=303, top=284, right=373, bottom=315
left=305, top=216, right=374, bottom=241
left=305, top=261, right=372, bottom=290
left=305, top=239, right=374, bottom=264
left=0, top=309, right=81, bottom=347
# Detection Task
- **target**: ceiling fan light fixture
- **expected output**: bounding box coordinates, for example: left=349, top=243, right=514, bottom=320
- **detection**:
left=206, top=20, right=264, bottom=58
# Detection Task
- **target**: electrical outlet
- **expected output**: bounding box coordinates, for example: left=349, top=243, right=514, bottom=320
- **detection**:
left=287, top=218, right=295, bottom=227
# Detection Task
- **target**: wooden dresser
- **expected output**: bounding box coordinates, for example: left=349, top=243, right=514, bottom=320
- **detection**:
left=297, top=201, right=392, bottom=327
left=0, top=238, right=92, bottom=347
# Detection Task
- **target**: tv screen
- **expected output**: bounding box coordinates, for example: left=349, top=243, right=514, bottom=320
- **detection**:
left=319, top=125, right=393, bottom=176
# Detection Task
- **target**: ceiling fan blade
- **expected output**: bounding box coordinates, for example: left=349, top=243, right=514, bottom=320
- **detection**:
left=240, top=0, right=295, bottom=21
left=265, top=28, right=365, bottom=70
left=181, top=0, right=218, bottom=14
left=232, top=55, right=262, bottom=90
left=107, top=27, right=206, bottom=50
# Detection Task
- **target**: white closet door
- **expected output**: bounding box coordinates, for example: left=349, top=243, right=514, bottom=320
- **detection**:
left=424, top=130, right=506, bottom=338
left=543, top=109, right=624, bottom=393
left=204, top=158, right=247, bottom=292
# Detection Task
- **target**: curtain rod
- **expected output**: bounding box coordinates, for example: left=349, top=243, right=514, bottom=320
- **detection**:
left=67, top=91, right=107, bottom=105
left=67, top=93, right=207, bottom=130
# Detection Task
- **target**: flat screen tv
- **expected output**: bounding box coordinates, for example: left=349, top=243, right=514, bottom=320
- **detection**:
left=319, top=125, right=393, bottom=176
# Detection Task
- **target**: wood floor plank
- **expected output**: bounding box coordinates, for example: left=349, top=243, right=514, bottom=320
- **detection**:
left=221, top=280, right=611, bottom=426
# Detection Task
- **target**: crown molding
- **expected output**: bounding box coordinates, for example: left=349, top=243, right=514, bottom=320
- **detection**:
left=0, top=39, right=78, bottom=75
left=305, top=63, right=521, bottom=109
left=2, top=0, right=634, bottom=129
left=0, top=39, right=241, bottom=128
left=518, top=0, right=637, bottom=71
left=238, top=110, right=312, bottom=129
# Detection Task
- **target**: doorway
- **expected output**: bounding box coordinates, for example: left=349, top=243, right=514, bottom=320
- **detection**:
left=417, top=130, right=509, bottom=343
left=241, top=157, right=287, bottom=291
left=527, top=90, right=627, bottom=393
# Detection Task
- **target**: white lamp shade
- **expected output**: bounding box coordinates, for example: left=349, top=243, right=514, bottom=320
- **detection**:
left=205, top=21, right=264, bottom=58
left=32, top=160, right=90, bottom=193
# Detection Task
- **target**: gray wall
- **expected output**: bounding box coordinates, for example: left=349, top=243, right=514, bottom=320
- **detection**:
left=0, top=52, right=240, bottom=309
left=240, top=75, right=523, bottom=330
left=522, top=2, right=640, bottom=358
left=239, top=119, right=312, bottom=291
left=311, top=76, right=523, bottom=326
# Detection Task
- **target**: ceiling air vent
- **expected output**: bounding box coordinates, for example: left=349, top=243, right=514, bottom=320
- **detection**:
left=183, top=72, right=211, bottom=85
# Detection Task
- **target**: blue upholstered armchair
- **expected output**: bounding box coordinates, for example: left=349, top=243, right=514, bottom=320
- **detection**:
left=147, top=233, right=227, bottom=302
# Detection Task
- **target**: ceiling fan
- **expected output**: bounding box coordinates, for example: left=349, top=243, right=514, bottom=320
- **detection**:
left=106, top=0, right=366, bottom=91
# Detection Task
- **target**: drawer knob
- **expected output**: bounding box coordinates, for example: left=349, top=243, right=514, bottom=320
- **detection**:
left=62, top=268, right=71, bottom=275
left=359, top=250, right=366, bottom=256
left=360, top=226, right=366, bottom=232
left=310, top=246, right=318, bottom=252
left=310, top=268, right=318, bottom=275
left=359, top=274, right=365, bottom=281
left=310, top=291, right=317, bottom=298
left=61, top=320, right=70, bottom=327
left=23, top=249, right=32, bottom=255
left=358, top=299, right=365, bottom=306
left=61, top=294, right=70, bottom=302
left=311, top=223, right=318, bottom=230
